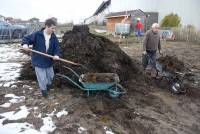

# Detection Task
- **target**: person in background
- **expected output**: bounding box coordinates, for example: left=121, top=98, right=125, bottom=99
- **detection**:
left=136, top=18, right=143, bottom=42
left=142, top=23, right=161, bottom=70
left=21, top=18, right=60, bottom=97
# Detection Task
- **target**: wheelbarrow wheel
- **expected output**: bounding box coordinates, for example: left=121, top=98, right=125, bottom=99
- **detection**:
left=170, top=82, right=186, bottom=94
left=108, top=84, right=123, bottom=99
left=170, top=82, right=180, bottom=94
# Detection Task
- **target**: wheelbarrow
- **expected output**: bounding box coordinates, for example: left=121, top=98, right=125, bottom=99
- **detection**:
left=56, top=66, right=126, bottom=98
left=142, top=53, right=186, bottom=94
left=155, top=63, right=187, bottom=94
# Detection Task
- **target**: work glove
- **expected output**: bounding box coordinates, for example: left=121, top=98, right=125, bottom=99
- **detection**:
left=53, top=55, right=60, bottom=60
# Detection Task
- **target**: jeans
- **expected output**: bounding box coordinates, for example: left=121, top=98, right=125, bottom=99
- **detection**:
left=35, top=66, right=54, bottom=91
left=136, top=29, right=142, bottom=37
left=146, top=50, right=156, bottom=69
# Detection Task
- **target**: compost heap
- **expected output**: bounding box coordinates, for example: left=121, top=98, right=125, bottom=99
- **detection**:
left=19, top=25, right=140, bottom=83
left=157, top=55, right=185, bottom=72
left=81, top=73, right=119, bottom=83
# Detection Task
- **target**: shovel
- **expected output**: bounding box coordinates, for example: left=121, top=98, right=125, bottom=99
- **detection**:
left=21, top=47, right=83, bottom=66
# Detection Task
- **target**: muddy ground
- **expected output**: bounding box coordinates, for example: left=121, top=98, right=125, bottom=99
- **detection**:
left=0, top=38, right=200, bottom=133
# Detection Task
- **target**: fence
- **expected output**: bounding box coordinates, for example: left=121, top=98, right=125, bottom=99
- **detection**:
left=173, top=26, right=200, bottom=44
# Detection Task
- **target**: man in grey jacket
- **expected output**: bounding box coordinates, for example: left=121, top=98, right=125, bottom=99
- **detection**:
left=142, top=23, right=161, bottom=69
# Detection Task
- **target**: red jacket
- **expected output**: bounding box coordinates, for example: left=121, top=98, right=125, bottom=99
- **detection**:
left=136, top=21, right=143, bottom=29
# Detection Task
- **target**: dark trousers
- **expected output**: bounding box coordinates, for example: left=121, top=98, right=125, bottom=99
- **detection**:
left=142, top=50, right=157, bottom=69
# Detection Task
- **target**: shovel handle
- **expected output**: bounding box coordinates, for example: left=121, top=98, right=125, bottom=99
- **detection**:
left=21, top=47, right=81, bottom=66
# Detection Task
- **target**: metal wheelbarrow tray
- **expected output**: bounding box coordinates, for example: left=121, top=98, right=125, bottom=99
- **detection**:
left=56, top=66, right=126, bottom=98
left=155, top=63, right=187, bottom=94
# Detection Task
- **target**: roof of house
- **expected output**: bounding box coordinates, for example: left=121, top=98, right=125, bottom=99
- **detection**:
left=93, top=0, right=111, bottom=16
left=105, top=9, right=148, bottom=18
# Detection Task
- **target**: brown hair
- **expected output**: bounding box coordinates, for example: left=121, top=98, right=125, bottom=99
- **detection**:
left=45, top=18, right=57, bottom=27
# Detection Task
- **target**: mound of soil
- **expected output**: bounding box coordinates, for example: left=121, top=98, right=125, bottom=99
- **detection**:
left=19, top=60, right=36, bottom=80
left=157, top=55, right=185, bottom=72
left=81, top=73, right=119, bottom=83
left=19, top=25, right=141, bottom=83
left=60, top=25, right=140, bottom=82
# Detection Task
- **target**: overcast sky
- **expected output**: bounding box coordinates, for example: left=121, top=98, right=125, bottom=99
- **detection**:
left=0, top=0, right=105, bottom=23
left=1, top=0, right=200, bottom=28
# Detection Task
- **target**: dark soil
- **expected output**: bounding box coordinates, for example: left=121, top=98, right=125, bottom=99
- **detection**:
left=60, top=25, right=140, bottom=82
left=10, top=26, right=200, bottom=134
left=19, top=25, right=142, bottom=84
left=81, top=73, right=119, bottom=83
left=157, top=55, right=185, bottom=72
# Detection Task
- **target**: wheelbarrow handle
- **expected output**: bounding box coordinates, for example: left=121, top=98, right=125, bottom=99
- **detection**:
left=62, top=66, right=80, bottom=78
left=21, top=47, right=82, bottom=66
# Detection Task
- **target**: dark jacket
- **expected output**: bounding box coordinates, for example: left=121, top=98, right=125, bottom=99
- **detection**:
left=143, top=30, right=161, bottom=51
left=22, top=29, right=60, bottom=68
